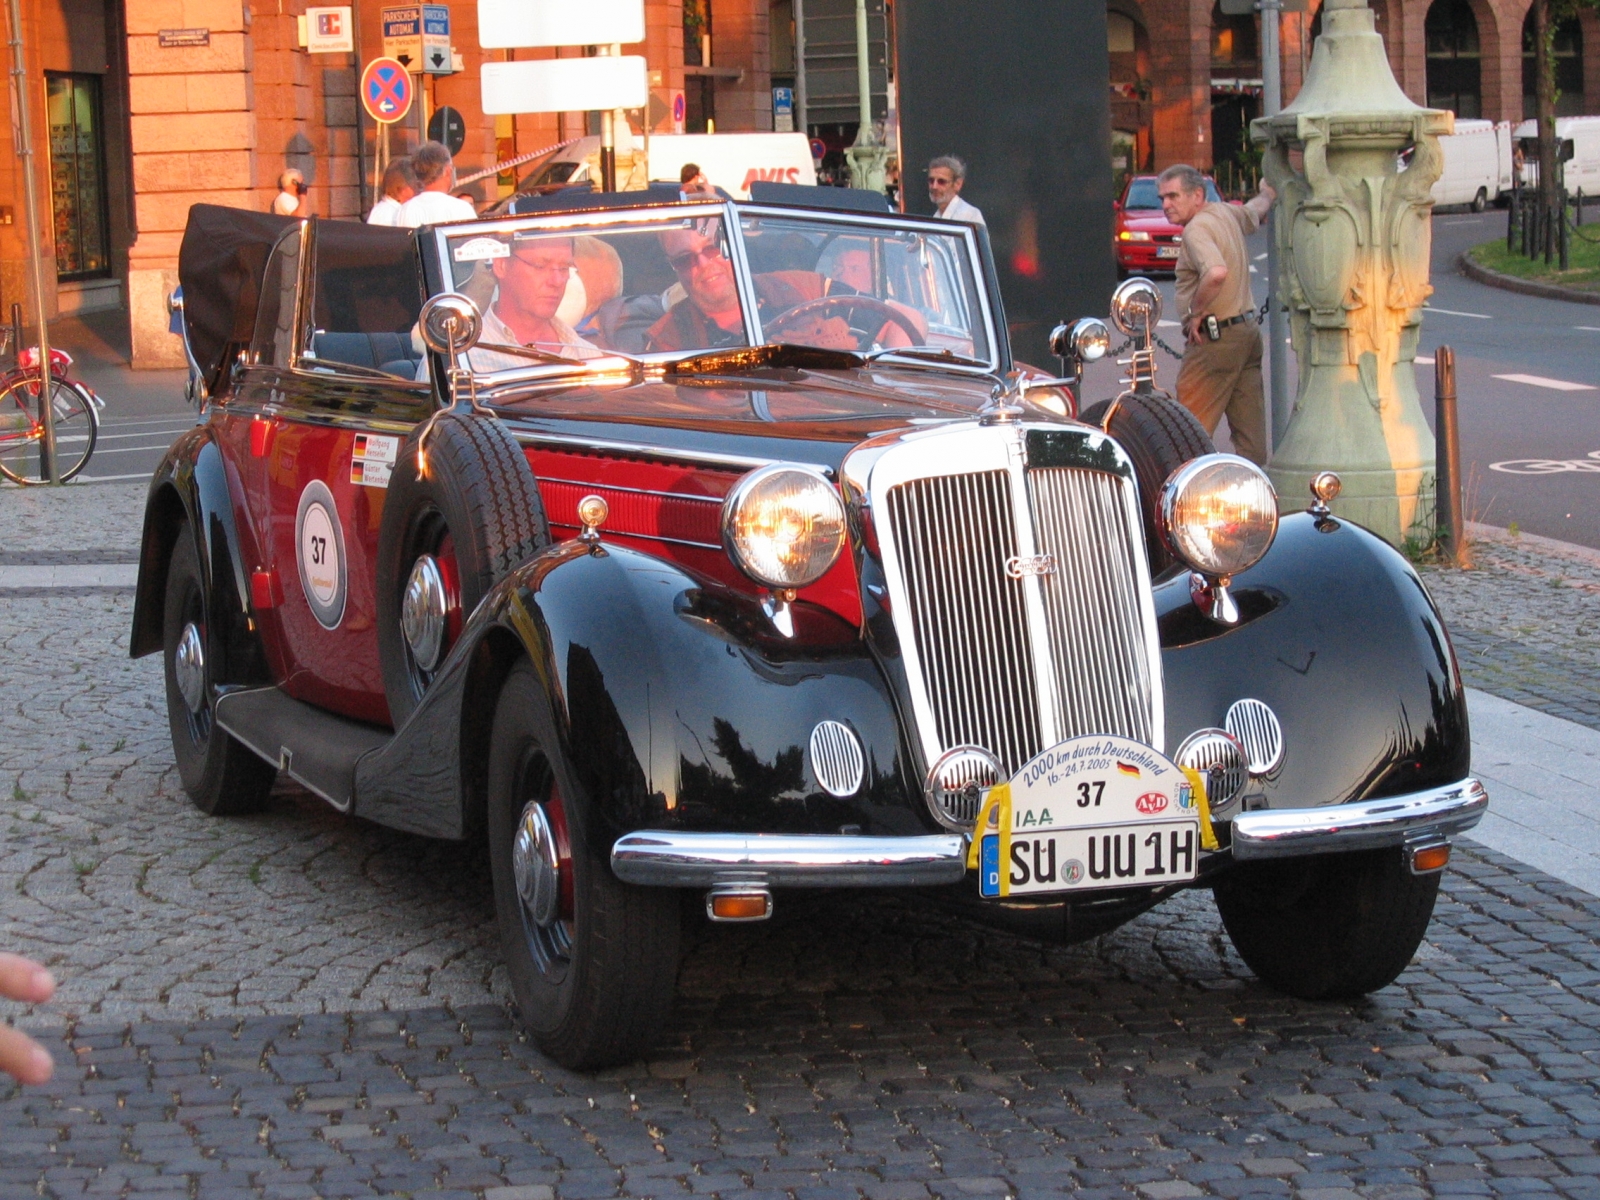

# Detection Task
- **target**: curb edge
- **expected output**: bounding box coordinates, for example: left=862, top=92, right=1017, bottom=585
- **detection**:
left=1456, top=249, right=1600, bottom=307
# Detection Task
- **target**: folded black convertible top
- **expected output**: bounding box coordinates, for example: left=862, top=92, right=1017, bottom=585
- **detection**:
left=177, top=205, right=297, bottom=389
left=177, top=204, right=417, bottom=388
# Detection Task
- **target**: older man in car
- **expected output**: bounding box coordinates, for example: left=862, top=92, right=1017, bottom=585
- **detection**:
left=646, top=225, right=920, bottom=354
left=465, top=234, right=601, bottom=372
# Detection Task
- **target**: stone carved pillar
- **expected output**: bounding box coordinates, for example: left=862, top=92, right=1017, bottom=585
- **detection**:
left=1251, top=0, right=1451, bottom=546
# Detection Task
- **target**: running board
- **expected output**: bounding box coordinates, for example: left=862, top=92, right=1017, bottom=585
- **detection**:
left=214, top=686, right=391, bottom=812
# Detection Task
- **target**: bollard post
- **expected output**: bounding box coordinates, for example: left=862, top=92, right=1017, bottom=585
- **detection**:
left=1435, top=346, right=1469, bottom=568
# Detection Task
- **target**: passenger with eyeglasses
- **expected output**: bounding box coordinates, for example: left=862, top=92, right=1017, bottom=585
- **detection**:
left=646, top=223, right=890, bottom=353
left=459, top=234, right=602, bottom=374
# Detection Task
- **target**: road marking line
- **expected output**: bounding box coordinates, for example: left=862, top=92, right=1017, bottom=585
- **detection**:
left=1253, top=252, right=1268, bottom=261
left=1577, top=326, right=1600, bottom=332
left=1493, top=373, right=1598, bottom=392
left=54, top=472, right=153, bottom=483
left=0, top=564, right=137, bottom=588
left=1416, top=356, right=1436, bottom=364
left=1425, top=306, right=1493, bottom=318
left=1157, top=319, right=1182, bottom=327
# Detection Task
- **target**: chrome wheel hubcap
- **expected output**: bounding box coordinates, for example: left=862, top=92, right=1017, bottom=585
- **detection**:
left=400, top=554, right=447, bottom=672
left=512, top=801, right=561, bottom=929
left=174, top=621, right=206, bottom=713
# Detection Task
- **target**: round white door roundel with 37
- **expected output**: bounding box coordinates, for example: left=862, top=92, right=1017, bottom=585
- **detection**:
left=295, top=479, right=348, bottom=630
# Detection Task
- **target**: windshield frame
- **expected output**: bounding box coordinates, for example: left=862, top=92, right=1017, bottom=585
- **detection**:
left=421, top=199, right=1003, bottom=386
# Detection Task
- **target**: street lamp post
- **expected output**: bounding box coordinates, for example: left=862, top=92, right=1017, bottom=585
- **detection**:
left=1259, top=0, right=1291, bottom=450
left=6, top=0, right=56, bottom=483
left=845, top=0, right=886, bottom=192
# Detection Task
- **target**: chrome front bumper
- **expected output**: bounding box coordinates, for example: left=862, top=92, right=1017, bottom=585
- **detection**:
left=611, top=779, right=1487, bottom=887
left=1230, top=778, right=1488, bottom=861
left=611, top=832, right=968, bottom=889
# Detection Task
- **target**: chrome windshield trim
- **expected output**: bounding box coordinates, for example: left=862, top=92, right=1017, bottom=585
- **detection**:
left=425, top=201, right=1002, bottom=381
left=611, top=831, right=968, bottom=888
left=1230, top=778, right=1488, bottom=860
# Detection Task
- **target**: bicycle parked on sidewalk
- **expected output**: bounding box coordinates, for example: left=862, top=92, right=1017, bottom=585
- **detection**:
left=0, top=304, right=103, bottom=485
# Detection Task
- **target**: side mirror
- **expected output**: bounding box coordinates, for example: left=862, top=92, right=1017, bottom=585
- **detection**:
left=419, top=292, right=483, bottom=356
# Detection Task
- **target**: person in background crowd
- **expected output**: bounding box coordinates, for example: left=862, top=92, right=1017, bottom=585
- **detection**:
left=0, top=952, right=54, bottom=1085
left=453, top=179, right=487, bottom=213
left=395, top=142, right=478, bottom=227
left=927, top=155, right=984, bottom=226
left=367, top=158, right=418, bottom=225
left=272, top=168, right=307, bottom=216
left=679, top=163, right=717, bottom=198
left=1160, top=163, right=1277, bottom=466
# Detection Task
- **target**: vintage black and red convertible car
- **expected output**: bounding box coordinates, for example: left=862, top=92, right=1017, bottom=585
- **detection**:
left=136, top=193, right=1485, bottom=1068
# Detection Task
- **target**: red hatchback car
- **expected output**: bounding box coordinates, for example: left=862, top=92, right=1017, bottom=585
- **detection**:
left=1113, top=174, right=1223, bottom=277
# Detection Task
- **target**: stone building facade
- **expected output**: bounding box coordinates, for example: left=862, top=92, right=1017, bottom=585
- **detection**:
left=0, top=0, right=776, bottom=367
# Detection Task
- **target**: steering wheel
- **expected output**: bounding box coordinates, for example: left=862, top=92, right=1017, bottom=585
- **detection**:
left=763, top=294, right=924, bottom=352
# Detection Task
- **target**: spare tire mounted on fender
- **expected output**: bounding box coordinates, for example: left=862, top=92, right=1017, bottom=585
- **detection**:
left=1080, top=392, right=1215, bottom=574
left=376, top=412, right=549, bottom=727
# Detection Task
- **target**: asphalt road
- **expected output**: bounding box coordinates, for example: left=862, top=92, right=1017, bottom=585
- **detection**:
left=1080, top=208, right=1600, bottom=551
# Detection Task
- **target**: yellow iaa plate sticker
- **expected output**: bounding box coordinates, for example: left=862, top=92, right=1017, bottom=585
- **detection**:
left=975, top=734, right=1203, bottom=898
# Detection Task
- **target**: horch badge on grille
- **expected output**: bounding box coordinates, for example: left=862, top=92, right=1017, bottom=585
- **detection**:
left=1004, top=553, right=1056, bottom=578
left=972, top=733, right=1203, bottom=898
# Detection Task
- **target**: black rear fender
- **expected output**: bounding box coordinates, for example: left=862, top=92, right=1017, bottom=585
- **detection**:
left=129, top=429, right=267, bottom=689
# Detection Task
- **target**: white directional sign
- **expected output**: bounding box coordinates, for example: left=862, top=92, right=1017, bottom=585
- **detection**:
left=381, top=6, right=422, bottom=68
left=477, top=0, right=643, bottom=48
left=422, top=4, right=452, bottom=74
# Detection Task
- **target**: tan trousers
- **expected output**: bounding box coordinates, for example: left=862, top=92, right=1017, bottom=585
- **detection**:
left=1175, top=321, right=1267, bottom=465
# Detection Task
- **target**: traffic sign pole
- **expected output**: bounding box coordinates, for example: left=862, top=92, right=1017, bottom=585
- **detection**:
left=1261, top=0, right=1290, bottom=452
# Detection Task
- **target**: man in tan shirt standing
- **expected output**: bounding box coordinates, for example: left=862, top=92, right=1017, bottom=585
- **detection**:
left=1158, top=165, right=1276, bottom=464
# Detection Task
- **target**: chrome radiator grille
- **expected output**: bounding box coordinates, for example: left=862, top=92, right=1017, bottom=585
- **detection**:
left=886, top=471, right=1042, bottom=774
left=880, top=442, right=1158, bottom=783
left=1028, top=466, right=1155, bottom=748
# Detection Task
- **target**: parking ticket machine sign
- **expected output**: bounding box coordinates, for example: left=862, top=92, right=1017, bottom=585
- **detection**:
left=361, top=57, right=414, bottom=123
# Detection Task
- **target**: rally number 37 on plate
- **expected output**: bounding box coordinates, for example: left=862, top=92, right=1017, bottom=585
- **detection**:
left=973, top=734, right=1206, bottom=898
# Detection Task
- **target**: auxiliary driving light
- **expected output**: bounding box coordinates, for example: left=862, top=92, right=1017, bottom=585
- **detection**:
left=707, top=889, right=773, bottom=922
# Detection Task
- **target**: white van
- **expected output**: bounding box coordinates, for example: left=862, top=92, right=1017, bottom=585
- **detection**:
left=519, top=132, right=817, bottom=199
left=1512, top=115, right=1600, bottom=194
left=1431, top=119, right=1513, bottom=210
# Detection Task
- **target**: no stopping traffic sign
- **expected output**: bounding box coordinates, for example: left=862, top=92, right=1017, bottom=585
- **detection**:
left=361, top=57, right=414, bottom=124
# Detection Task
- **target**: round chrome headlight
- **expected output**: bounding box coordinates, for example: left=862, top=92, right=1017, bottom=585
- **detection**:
left=722, top=464, right=847, bottom=590
left=1158, top=454, right=1279, bottom=579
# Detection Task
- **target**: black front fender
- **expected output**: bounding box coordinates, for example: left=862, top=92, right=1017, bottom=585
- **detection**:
left=1159, top=512, right=1470, bottom=809
left=354, top=541, right=923, bottom=843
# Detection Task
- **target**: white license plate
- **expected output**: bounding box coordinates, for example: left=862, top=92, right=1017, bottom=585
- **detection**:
left=1156, top=245, right=1180, bottom=258
left=978, top=819, right=1200, bottom=896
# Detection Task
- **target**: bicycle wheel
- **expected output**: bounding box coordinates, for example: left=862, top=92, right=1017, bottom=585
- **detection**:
left=0, top=377, right=98, bottom=485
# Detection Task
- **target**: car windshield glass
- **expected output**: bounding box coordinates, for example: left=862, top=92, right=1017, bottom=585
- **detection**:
left=737, top=213, right=991, bottom=364
left=1125, top=177, right=1222, bottom=208
left=441, top=213, right=748, bottom=372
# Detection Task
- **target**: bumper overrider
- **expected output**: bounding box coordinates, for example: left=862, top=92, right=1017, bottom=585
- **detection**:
left=610, top=778, right=1488, bottom=889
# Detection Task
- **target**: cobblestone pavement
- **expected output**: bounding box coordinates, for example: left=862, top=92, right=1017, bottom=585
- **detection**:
left=5, top=488, right=1600, bottom=1196
left=1420, top=525, right=1600, bottom=731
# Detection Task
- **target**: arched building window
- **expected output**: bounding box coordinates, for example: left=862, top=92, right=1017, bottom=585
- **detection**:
left=1426, top=0, right=1481, bottom=118
left=1523, top=11, right=1584, bottom=116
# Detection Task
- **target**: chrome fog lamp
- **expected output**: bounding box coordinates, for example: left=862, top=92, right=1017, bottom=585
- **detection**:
left=1049, top=317, right=1111, bottom=364
left=722, top=464, right=847, bottom=591
left=1158, top=454, right=1278, bottom=625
